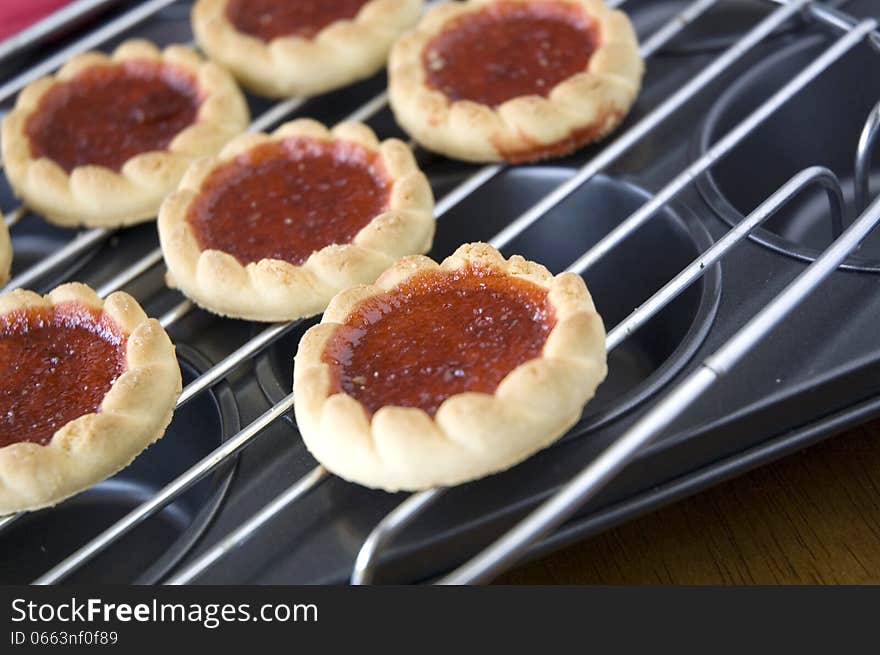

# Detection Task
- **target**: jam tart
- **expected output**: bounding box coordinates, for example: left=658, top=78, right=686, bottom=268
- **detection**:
left=293, top=243, right=607, bottom=491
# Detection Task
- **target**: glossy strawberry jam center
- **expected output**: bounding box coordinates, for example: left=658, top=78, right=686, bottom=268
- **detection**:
left=187, top=137, right=391, bottom=266
left=0, top=303, right=127, bottom=448
left=423, top=1, right=599, bottom=107
left=26, top=60, right=201, bottom=173
left=322, top=264, right=557, bottom=417
left=226, top=0, right=371, bottom=41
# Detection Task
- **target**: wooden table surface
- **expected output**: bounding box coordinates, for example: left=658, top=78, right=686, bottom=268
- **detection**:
left=499, top=419, right=880, bottom=584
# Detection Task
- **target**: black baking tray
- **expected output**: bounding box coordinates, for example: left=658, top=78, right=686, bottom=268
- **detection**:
left=1, top=0, right=879, bottom=584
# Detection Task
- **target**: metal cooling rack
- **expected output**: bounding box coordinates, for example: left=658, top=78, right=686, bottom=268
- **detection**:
left=0, top=0, right=877, bottom=585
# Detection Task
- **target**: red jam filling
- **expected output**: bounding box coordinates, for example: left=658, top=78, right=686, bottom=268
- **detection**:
left=226, top=0, right=371, bottom=41
left=0, top=303, right=127, bottom=448
left=322, top=264, right=557, bottom=417
left=187, top=137, right=391, bottom=266
left=25, top=60, right=202, bottom=173
left=423, top=1, right=599, bottom=107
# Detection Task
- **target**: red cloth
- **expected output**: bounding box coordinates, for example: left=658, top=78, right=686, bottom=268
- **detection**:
left=0, top=0, right=73, bottom=40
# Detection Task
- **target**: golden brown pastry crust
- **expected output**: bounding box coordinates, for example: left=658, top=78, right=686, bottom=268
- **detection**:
left=158, top=119, right=435, bottom=322
left=1, top=39, right=250, bottom=228
left=293, top=243, right=608, bottom=491
left=0, top=214, right=11, bottom=286
left=388, top=0, right=643, bottom=163
left=0, top=283, right=182, bottom=514
left=192, top=0, right=422, bottom=98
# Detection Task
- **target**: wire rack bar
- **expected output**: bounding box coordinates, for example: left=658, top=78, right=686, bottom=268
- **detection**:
left=433, top=164, right=505, bottom=217
left=488, top=0, right=812, bottom=252
left=439, top=185, right=880, bottom=585
left=788, top=0, right=880, bottom=48
left=351, top=165, right=846, bottom=584
left=855, top=100, right=880, bottom=213
left=1, top=228, right=110, bottom=292
left=166, top=466, right=329, bottom=585
left=249, top=97, right=309, bottom=134
left=0, top=0, right=119, bottom=64
left=0, top=512, right=22, bottom=531
left=33, top=393, right=297, bottom=585
left=0, top=0, right=180, bottom=105
left=176, top=321, right=291, bottom=408
left=602, top=167, right=843, bottom=348
left=637, top=0, right=720, bottom=55
left=158, top=299, right=194, bottom=328
left=350, top=488, right=446, bottom=585
left=95, top=248, right=164, bottom=298
left=346, top=91, right=390, bottom=124
left=568, top=19, right=876, bottom=273
left=3, top=207, right=26, bottom=227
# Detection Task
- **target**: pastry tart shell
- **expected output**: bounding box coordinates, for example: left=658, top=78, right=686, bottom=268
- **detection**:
left=1, top=39, right=250, bottom=228
left=158, top=119, right=435, bottom=322
left=293, top=243, right=608, bottom=492
left=192, top=0, right=422, bottom=98
left=388, top=0, right=644, bottom=163
left=0, top=283, right=182, bottom=514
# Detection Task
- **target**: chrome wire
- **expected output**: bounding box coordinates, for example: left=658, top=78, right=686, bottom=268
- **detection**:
left=95, top=248, right=164, bottom=298
left=1, top=228, right=111, bottom=293
left=567, top=18, right=876, bottom=274
left=855, top=100, right=880, bottom=214
left=0, top=0, right=181, bottom=104
left=0, top=513, right=22, bottom=532
left=350, top=489, right=446, bottom=585
left=3, top=206, right=26, bottom=227
left=250, top=97, right=309, bottom=134
left=158, top=299, right=194, bottom=329
left=346, top=91, right=390, bottom=123
left=0, top=0, right=118, bottom=63
left=166, top=466, right=330, bottom=585
left=176, top=321, right=293, bottom=409
left=604, top=167, right=843, bottom=349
